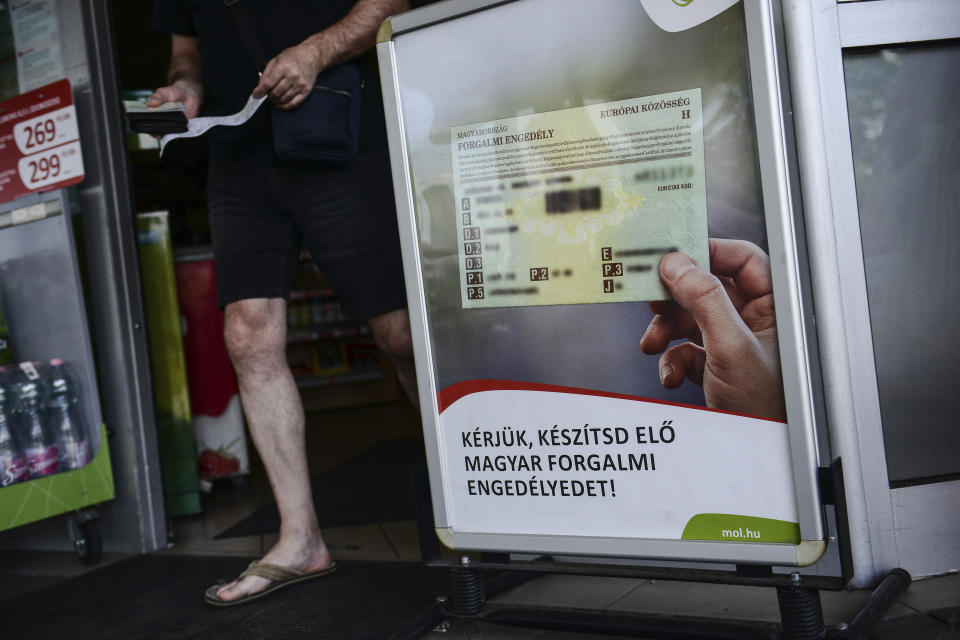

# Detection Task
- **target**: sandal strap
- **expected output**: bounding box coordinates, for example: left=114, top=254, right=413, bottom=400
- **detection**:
left=240, top=561, right=305, bottom=582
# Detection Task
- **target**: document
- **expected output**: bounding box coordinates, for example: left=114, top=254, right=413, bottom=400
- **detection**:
left=451, top=89, right=709, bottom=309
left=11, top=0, right=63, bottom=92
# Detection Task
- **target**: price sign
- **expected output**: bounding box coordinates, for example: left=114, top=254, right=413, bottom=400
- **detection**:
left=13, top=106, right=81, bottom=155
left=17, top=140, right=83, bottom=190
left=0, top=79, right=84, bottom=205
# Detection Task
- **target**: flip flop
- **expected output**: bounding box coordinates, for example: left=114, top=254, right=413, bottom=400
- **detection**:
left=203, top=560, right=339, bottom=607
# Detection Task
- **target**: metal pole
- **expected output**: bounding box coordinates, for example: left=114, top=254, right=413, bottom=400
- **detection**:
left=833, top=569, right=912, bottom=640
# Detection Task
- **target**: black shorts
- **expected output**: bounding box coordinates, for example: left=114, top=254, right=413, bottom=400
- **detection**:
left=207, top=151, right=407, bottom=319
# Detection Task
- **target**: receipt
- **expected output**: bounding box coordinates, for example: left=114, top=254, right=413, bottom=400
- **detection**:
left=159, top=94, right=267, bottom=155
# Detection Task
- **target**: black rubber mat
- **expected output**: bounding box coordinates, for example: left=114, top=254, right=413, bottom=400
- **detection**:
left=217, top=439, right=426, bottom=539
left=4, top=554, right=447, bottom=640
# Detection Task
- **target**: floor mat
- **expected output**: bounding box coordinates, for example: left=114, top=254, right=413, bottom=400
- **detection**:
left=216, top=438, right=426, bottom=539
left=4, top=554, right=447, bottom=640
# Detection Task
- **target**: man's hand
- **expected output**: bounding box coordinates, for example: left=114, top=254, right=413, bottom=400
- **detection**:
left=254, top=0, right=409, bottom=111
left=639, top=238, right=787, bottom=421
left=148, top=79, right=203, bottom=119
left=149, top=34, right=203, bottom=119
left=253, top=41, right=323, bottom=110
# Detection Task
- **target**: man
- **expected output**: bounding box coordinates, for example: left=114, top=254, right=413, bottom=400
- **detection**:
left=150, top=0, right=414, bottom=606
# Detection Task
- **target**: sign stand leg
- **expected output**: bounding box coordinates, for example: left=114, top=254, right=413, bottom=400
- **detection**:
left=777, top=578, right=826, bottom=639
left=449, top=557, right=485, bottom=616
left=831, top=569, right=912, bottom=640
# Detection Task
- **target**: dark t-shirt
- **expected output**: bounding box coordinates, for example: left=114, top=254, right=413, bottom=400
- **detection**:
left=152, top=0, right=388, bottom=166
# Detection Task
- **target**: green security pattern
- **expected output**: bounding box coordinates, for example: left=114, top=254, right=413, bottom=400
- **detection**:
left=0, top=424, right=114, bottom=531
left=681, top=513, right=801, bottom=544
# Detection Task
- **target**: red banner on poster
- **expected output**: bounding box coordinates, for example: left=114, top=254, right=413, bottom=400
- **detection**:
left=0, top=79, right=84, bottom=205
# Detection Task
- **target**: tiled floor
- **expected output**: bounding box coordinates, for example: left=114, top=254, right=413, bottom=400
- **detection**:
left=422, top=573, right=960, bottom=639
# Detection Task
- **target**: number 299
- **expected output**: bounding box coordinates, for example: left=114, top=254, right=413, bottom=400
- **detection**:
left=28, top=153, right=61, bottom=183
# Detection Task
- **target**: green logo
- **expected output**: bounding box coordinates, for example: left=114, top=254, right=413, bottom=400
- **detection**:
left=682, top=513, right=801, bottom=544
left=672, top=0, right=695, bottom=6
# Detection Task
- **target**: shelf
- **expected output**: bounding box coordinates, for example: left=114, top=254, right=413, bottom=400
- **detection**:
left=294, top=367, right=383, bottom=389
left=287, top=323, right=371, bottom=344
left=289, top=288, right=334, bottom=301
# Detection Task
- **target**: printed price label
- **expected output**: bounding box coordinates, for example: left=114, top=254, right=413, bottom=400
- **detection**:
left=19, top=361, right=39, bottom=380
left=17, top=140, right=83, bottom=190
left=10, top=202, right=46, bottom=225
left=13, top=106, right=80, bottom=154
left=0, top=79, right=84, bottom=204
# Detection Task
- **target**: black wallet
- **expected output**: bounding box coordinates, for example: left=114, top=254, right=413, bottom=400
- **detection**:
left=124, top=101, right=188, bottom=134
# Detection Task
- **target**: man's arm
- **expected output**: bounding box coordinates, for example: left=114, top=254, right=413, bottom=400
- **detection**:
left=148, top=34, right=204, bottom=119
left=254, top=0, right=410, bottom=109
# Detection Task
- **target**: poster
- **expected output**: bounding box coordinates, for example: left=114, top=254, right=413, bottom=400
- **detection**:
left=137, top=213, right=202, bottom=517
left=387, top=0, right=822, bottom=560
left=10, top=0, right=64, bottom=93
left=451, top=90, right=708, bottom=308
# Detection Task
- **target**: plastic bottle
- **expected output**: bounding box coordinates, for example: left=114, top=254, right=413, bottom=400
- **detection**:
left=0, top=293, right=12, bottom=366
left=15, top=365, right=58, bottom=478
left=0, top=383, right=28, bottom=486
left=47, top=359, right=89, bottom=470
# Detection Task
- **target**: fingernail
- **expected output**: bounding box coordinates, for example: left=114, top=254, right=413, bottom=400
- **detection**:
left=659, top=361, right=673, bottom=384
left=660, top=253, right=695, bottom=281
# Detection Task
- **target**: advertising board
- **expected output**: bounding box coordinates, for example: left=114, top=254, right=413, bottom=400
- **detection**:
left=379, top=0, right=825, bottom=566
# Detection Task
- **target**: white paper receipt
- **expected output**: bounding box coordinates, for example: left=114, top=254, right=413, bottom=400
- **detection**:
left=159, top=94, right=267, bottom=156
left=451, top=89, right=709, bottom=309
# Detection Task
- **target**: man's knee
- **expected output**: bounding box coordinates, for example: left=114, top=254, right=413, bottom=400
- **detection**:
left=369, top=308, right=414, bottom=362
left=223, top=299, right=286, bottom=367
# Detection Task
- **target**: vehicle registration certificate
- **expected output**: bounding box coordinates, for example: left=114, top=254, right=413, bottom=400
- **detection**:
left=451, top=88, right=709, bottom=308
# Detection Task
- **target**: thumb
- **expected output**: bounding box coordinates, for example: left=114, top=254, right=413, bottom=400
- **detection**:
left=148, top=88, right=169, bottom=106
left=659, top=252, right=751, bottom=355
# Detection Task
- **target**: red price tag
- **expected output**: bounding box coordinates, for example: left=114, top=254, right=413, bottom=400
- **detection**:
left=0, top=79, right=84, bottom=205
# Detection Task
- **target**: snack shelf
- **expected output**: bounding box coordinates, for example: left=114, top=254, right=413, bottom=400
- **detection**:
left=294, top=367, right=384, bottom=389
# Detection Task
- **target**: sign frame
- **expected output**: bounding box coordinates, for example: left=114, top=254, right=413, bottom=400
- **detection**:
left=377, top=0, right=826, bottom=567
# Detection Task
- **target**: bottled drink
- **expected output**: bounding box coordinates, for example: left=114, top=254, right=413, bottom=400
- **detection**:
left=14, top=367, right=58, bottom=478
left=0, top=294, right=12, bottom=366
left=0, top=383, right=28, bottom=486
left=47, top=359, right=89, bottom=470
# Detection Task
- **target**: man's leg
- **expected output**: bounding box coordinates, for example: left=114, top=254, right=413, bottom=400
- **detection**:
left=215, top=297, right=332, bottom=601
left=368, top=307, right=419, bottom=410
left=282, top=154, right=416, bottom=407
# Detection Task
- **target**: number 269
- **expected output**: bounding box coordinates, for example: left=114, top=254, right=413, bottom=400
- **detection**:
left=25, top=119, right=56, bottom=149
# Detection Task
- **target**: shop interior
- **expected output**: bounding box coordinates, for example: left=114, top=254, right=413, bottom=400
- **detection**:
left=107, top=1, right=428, bottom=563
left=0, top=0, right=434, bottom=579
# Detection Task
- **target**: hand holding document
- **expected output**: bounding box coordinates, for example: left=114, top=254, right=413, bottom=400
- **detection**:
left=640, top=239, right=787, bottom=421
left=124, top=94, right=268, bottom=156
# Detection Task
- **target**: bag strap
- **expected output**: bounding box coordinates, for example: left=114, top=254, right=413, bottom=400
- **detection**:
left=224, top=0, right=268, bottom=71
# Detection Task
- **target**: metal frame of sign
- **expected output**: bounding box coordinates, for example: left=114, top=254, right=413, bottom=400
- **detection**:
left=378, top=0, right=826, bottom=566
